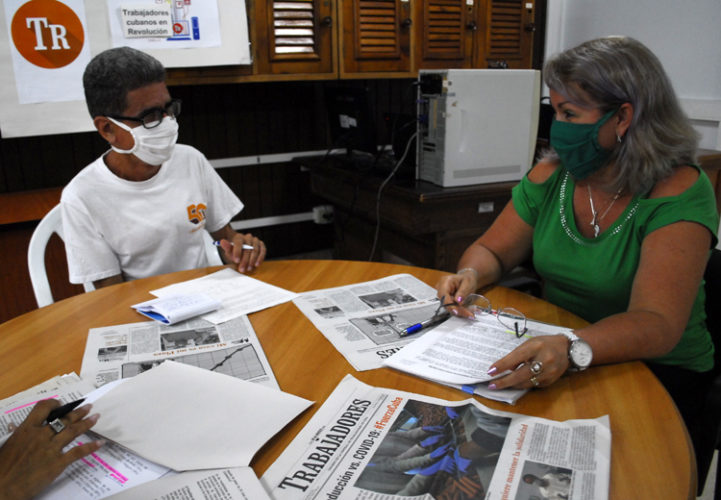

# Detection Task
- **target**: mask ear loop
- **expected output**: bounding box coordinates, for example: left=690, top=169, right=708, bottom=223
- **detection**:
left=106, top=116, right=138, bottom=155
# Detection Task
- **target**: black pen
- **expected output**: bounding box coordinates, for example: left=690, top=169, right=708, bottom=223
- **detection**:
left=401, top=311, right=450, bottom=337
left=45, top=398, right=85, bottom=423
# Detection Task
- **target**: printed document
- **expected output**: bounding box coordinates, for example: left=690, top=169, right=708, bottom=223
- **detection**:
left=80, top=315, right=279, bottom=390
left=383, top=315, right=574, bottom=403
left=89, top=361, right=313, bottom=471
left=150, top=268, right=297, bottom=323
left=106, top=467, right=270, bottom=500
left=0, top=374, right=171, bottom=499
left=262, top=375, right=611, bottom=500
left=292, top=273, right=440, bottom=371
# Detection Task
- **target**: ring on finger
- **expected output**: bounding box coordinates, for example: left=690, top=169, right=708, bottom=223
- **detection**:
left=530, top=360, right=543, bottom=375
left=48, top=418, right=66, bottom=434
left=530, top=376, right=540, bottom=387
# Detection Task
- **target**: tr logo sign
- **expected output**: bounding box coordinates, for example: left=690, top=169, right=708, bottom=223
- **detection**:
left=11, top=0, right=84, bottom=69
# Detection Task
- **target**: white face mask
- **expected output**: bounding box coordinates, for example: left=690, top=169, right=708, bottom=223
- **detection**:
left=107, top=116, right=179, bottom=166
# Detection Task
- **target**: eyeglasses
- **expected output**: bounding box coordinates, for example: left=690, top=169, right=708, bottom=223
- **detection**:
left=444, top=293, right=528, bottom=338
left=107, top=98, right=182, bottom=129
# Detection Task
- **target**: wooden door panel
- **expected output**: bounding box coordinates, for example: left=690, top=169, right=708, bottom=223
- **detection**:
left=416, top=0, right=474, bottom=69
left=255, top=0, right=335, bottom=75
left=476, top=0, right=534, bottom=68
left=341, top=0, right=412, bottom=75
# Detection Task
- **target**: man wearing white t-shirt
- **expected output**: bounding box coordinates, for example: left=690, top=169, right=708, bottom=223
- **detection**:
left=61, top=47, right=266, bottom=288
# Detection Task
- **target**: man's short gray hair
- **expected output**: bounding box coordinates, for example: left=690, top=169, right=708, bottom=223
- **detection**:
left=83, top=47, right=166, bottom=118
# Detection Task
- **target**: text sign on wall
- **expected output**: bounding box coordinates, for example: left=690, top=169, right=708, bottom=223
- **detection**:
left=120, top=3, right=172, bottom=38
left=4, top=0, right=90, bottom=104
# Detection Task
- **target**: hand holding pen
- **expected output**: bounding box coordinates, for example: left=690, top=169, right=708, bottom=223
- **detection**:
left=214, top=232, right=266, bottom=273
left=0, top=399, right=104, bottom=499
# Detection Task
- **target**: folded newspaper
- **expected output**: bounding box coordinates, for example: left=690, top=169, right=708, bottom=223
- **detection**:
left=80, top=315, right=279, bottom=390
left=292, top=274, right=442, bottom=371
left=261, top=375, right=610, bottom=500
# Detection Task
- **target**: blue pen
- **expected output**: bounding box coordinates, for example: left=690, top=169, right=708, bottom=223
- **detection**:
left=213, top=241, right=254, bottom=251
left=401, top=311, right=450, bottom=337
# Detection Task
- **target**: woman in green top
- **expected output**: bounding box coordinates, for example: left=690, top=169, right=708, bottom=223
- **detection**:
left=437, top=36, right=718, bottom=448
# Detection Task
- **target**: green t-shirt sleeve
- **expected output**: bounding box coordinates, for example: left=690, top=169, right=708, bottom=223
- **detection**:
left=512, top=167, right=562, bottom=228
left=643, top=169, right=719, bottom=248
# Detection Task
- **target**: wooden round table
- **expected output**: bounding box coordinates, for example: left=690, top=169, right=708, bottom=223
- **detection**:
left=0, top=260, right=694, bottom=499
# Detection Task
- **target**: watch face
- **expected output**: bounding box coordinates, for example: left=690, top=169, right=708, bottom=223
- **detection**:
left=569, top=340, right=593, bottom=369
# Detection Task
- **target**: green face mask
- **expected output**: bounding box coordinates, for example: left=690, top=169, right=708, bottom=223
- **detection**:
left=549, top=109, right=617, bottom=180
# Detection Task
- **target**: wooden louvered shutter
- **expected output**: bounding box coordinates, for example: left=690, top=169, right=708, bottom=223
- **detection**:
left=340, top=0, right=411, bottom=75
left=480, top=0, right=534, bottom=68
left=423, top=0, right=465, bottom=60
left=255, top=0, right=334, bottom=75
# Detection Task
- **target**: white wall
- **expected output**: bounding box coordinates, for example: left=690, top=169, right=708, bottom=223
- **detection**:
left=544, top=0, right=721, bottom=150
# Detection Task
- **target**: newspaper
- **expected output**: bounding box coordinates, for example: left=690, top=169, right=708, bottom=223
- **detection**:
left=262, top=375, right=610, bottom=500
left=0, top=373, right=94, bottom=443
left=80, top=315, right=278, bottom=390
left=383, top=315, right=575, bottom=404
left=292, top=274, right=441, bottom=371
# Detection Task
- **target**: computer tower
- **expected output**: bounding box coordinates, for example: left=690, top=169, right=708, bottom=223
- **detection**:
left=417, top=69, right=541, bottom=187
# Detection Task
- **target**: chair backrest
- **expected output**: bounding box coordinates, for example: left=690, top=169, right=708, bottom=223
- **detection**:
left=695, top=247, right=721, bottom=494
left=27, top=205, right=95, bottom=308
left=28, top=205, right=63, bottom=308
left=202, top=230, right=223, bottom=266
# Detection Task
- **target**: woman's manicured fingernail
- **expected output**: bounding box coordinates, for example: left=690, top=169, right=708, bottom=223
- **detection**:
left=488, top=384, right=497, bottom=390
left=487, top=366, right=498, bottom=375
left=456, top=296, right=463, bottom=303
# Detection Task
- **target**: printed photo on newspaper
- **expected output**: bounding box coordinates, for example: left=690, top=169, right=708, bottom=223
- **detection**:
left=80, top=315, right=278, bottom=389
left=292, top=274, right=442, bottom=371
left=261, top=375, right=610, bottom=500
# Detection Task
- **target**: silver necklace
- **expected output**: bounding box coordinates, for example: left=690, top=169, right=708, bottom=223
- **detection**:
left=587, top=184, right=622, bottom=237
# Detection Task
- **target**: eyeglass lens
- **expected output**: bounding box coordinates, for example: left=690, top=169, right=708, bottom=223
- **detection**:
left=461, top=294, right=528, bottom=338
left=141, top=99, right=181, bottom=129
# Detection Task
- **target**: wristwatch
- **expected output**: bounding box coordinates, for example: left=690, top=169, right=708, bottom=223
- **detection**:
left=561, top=331, right=593, bottom=372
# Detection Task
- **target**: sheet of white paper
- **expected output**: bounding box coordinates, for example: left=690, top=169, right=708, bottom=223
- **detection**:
left=37, top=438, right=170, bottom=500
left=384, top=314, right=573, bottom=385
left=151, top=268, right=298, bottom=324
left=90, top=361, right=312, bottom=471
left=105, top=467, right=270, bottom=500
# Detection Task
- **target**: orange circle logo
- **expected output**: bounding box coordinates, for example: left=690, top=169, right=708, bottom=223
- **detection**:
left=11, top=0, right=84, bottom=69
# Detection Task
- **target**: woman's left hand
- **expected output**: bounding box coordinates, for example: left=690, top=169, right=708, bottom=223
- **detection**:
left=487, top=335, right=571, bottom=390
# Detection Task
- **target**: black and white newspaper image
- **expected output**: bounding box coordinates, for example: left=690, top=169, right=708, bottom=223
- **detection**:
left=80, top=315, right=279, bottom=389
left=262, top=375, right=610, bottom=500
left=292, top=274, right=441, bottom=371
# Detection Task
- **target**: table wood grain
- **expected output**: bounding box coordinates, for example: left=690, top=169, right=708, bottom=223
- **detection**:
left=0, top=260, right=694, bottom=499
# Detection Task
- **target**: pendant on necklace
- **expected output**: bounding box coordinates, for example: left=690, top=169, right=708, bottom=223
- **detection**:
left=591, top=222, right=600, bottom=238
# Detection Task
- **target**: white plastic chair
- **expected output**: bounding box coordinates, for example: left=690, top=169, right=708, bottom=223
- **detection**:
left=28, top=205, right=222, bottom=308
left=27, top=205, right=95, bottom=308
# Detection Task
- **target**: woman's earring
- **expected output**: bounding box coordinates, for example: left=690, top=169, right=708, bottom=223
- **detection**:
left=616, top=134, right=623, bottom=144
